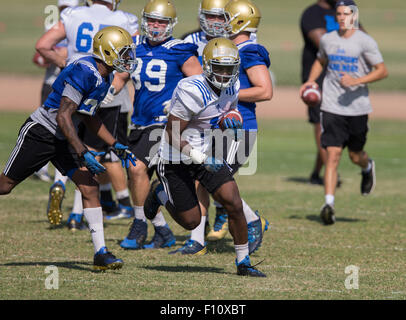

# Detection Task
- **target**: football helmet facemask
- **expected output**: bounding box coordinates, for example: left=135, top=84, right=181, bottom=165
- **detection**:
left=93, top=26, right=137, bottom=73
left=199, top=0, right=229, bottom=37
left=141, top=0, right=178, bottom=42
left=202, top=38, right=240, bottom=90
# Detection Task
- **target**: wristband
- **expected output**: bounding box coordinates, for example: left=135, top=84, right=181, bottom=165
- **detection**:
left=190, top=148, right=207, bottom=164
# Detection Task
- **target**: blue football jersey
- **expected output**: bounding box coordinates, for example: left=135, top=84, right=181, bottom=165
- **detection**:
left=130, top=36, right=198, bottom=127
left=237, top=40, right=271, bottom=131
left=44, top=56, right=111, bottom=116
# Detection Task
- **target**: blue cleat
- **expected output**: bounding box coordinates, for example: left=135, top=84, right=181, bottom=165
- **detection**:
left=93, top=246, right=123, bottom=271
left=120, top=218, right=147, bottom=249
left=247, top=211, right=269, bottom=254
left=168, top=239, right=207, bottom=256
left=206, top=210, right=228, bottom=241
left=67, top=212, right=87, bottom=232
left=143, top=224, right=176, bottom=249
left=47, top=180, right=65, bottom=225
left=144, top=180, right=164, bottom=220
left=105, top=204, right=134, bottom=220
left=236, top=255, right=266, bottom=277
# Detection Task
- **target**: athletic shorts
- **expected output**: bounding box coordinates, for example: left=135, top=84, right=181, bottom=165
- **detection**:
left=3, top=117, right=80, bottom=182
left=212, top=130, right=257, bottom=175
left=156, top=158, right=234, bottom=212
left=128, top=125, right=164, bottom=167
left=321, top=111, right=369, bottom=152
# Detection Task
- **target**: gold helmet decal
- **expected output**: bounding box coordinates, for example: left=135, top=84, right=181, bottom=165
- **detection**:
left=86, top=0, right=122, bottom=11
left=224, top=0, right=261, bottom=35
left=198, top=0, right=229, bottom=37
left=202, top=37, right=240, bottom=90
left=141, top=0, right=178, bottom=42
left=93, top=26, right=137, bottom=73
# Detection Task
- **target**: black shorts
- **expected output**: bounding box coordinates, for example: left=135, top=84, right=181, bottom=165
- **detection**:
left=212, top=130, right=257, bottom=175
left=156, top=158, right=234, bottom=212
left=3, top=118, right=80, bottom=182
left=321, top=111, right=369, bottom=152
left=128, top=125, right=163, bottom=167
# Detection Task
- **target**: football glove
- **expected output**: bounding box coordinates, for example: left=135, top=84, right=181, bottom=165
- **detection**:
left=203, top=156, right=224, bottom=173
left=111, top=142, right=136, bottom=169
left=80, top=150, right=106, bottom=175
left=102, top=85, right=116, bottom=105
left=223, top=118, right=243, bottom=141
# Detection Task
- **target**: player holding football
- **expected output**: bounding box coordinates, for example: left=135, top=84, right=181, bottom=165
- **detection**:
left=0, top=26, right=137, bottom=270
left=35, top=0, right=139, bottom=230
left=300, top=0, right=388, bottom=224
left=145, top=37, right=266, bottom=277
left=105, top=0, right=203, bottom=250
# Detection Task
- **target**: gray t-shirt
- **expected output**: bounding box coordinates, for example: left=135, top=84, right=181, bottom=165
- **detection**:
left=317, top=30, right=384, bottom=116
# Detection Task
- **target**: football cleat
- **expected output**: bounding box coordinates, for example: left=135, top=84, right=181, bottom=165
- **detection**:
left=247, top=211, right=269, bottom=254
left=361, top=159, right=376, bottom=196
left=143, top=224, right=176, bottom=249
left=168, top=239, right=207, bottom=256
left=93, top=246, right=123, bottom=271
left=120, top=218, right=148, bottom=250
left=320, top=203, right=336, bottom=225
left=144, top=179, right=164, bottom=220
left=47, top=180, right=65, bottom=225
left=310, top=172, right=323, bottom=185
left=67, top=213, right=87, bottom=232
left=104, top=204, right=134, bottom=220
left=206, top=208, right=228, bottom=241
left=236, top=255, right=266, bottom=277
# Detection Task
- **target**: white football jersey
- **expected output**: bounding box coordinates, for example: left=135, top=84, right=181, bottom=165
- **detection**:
left=60, top=3, right=138, bottom=110
left=160, top=74, right=240, bottom=162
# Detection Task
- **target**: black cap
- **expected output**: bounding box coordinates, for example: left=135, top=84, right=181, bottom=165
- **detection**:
left=335, top=0, right=357, bottom=8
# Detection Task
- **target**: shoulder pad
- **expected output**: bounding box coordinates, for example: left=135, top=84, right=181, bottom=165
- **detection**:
left=162, top=39, right=198, bottom=53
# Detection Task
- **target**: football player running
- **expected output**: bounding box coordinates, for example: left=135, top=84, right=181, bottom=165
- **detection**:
left=35, top=0, right=139, bottom=231
left=143, top=38, right=266, bottom=277
left=0, top=27, right=137, bottom=271
left=105, top=0, right=203, bottom=250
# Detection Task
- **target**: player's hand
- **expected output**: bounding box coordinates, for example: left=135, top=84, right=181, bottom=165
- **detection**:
left=340, top=73, right=360, bottom=88
left=162, top=99, right=171, bottom=115
left=299, top=81, right=318, bottom=97
left=80, top=150, right=106, bottom=175
left=223, top=118, right=243, bottom=130
left=203, top=156, right=224, bottom=173
left=102, top=86, right=116, bottom=105
left=111, top=142, right=136, bottom=168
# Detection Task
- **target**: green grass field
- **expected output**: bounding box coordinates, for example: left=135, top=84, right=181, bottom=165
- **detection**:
left=0, top=112, right=405, bottom=300
left=0, top=0, right=406, bottom=90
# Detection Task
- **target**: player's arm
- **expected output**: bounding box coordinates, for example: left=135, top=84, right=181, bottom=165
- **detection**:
left=307, top=28, right=326, bottom=48
left=165, top=114, right=192, bottom=155
left=35, top=21, right=67, bottom=69
left=181, top=56, right=203, bottom=77
left=340, top=62, right=388, bottom=88
left=101, top=71, right=130, bottom=105
left=56, top=97, right=88, bottom=155
left=238, top=64, right=273, bottom=103
left=81, top=115, right=117, bottom=147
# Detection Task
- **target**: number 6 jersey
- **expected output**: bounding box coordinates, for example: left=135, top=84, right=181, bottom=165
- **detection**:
left=130, top=35, right=198, bottom=128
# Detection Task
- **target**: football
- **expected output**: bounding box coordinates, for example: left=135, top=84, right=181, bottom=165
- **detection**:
left=32, top=52, right=50, bottom=68
left=301, top=84, right=322, bottom=107
left=219, top=109, right=243, bottom=130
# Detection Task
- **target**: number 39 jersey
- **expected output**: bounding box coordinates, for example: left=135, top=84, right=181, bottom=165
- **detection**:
left=61, top=4, right=138, bottom=64
left=130, top=36, right=198, bottom=127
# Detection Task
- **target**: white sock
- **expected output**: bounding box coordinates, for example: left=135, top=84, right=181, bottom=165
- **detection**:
left=151, top=211, right=167, bottom=227
left=362, top=160, right=372, bottom=173
left=83, top=207, right=105, bottom=253
left=242, top=199, right=258, bottom=224
left=325, top=194, right=335, bottom=206
left=191, top=215, right=206, bottom=246
left=99, top=183, right=111, bottom=192
left=38, top=163, right=49, bottom=174
left=235, top=243, right=249, bottom=264
left=134, top=206, right=146, bottom=222
left=72, top=189, right=83, bottom=214
left=116, top=188, right=130, bottom=200
left=54, top=169, right=68, bottom=185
